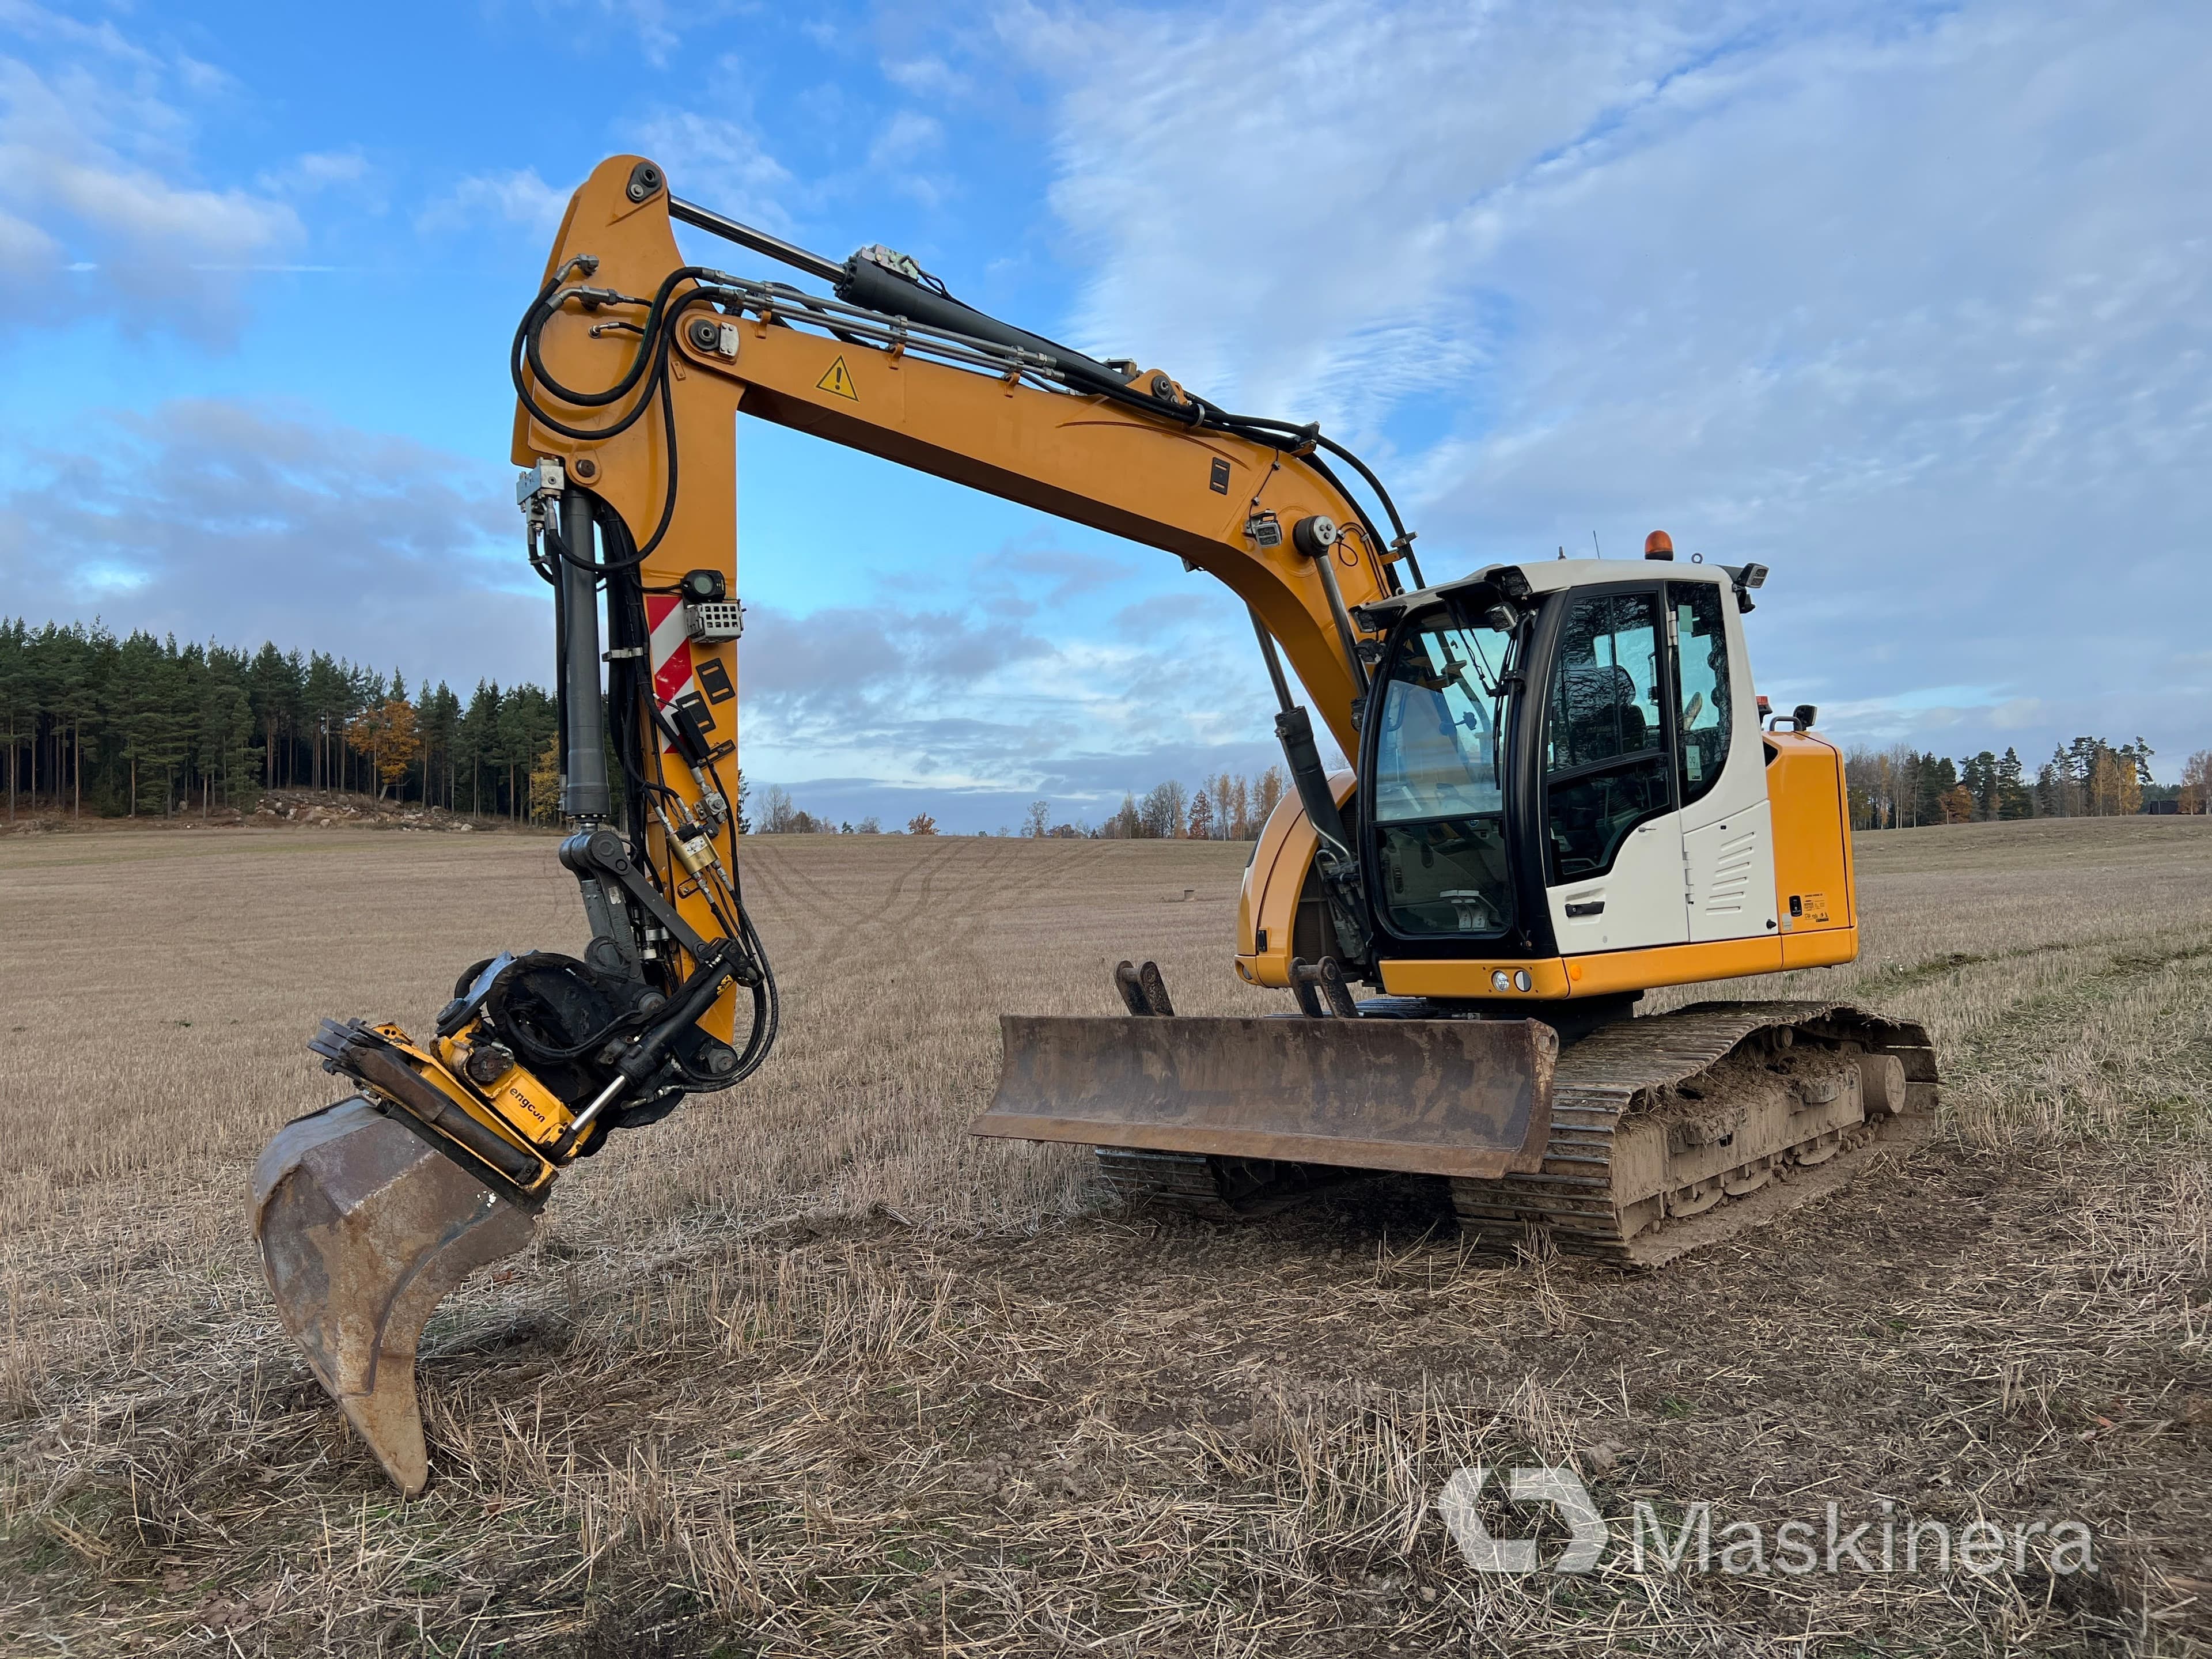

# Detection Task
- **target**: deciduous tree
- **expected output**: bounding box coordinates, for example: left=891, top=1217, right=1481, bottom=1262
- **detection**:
left=1255, top=765, right=1286, bottom=826
left=2181, top=750, right=2211, bottom=815
left=1140, top=779, right=1186, bottom=838
left=528, top=733, right=562, bottom=824
left=347, top=694, right=422, bottom=801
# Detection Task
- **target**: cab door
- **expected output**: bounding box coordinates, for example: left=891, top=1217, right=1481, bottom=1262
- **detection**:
left=1541, top=586, right=1688, bottom=953
left=1669, top=578, right=1779, bottom=943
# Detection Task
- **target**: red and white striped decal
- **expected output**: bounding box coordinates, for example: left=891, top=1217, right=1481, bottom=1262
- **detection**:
left=645, top=594, right=696, bottom=751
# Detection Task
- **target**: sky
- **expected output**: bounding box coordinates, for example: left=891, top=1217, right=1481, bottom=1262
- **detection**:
left=2, top=0, right=2206, bottom=830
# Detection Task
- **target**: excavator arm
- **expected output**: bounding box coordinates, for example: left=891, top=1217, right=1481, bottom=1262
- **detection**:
left=250, top=156, right=1555, bottom=1496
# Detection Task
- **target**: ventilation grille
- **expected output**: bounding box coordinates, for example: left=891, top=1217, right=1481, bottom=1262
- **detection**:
left=1700, top=830, right=1756, bottom=914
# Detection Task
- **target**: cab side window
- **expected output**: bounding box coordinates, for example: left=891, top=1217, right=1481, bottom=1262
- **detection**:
left=1544, top=591, right=1671, bottom=881
left=1671, top=582, right=1731, bottom=808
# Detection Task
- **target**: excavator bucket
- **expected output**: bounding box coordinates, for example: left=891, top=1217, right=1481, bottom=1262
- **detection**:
left=252, top=1097, right=536, bottom=1495
left=976, top=1014, right=1556, bottom=1179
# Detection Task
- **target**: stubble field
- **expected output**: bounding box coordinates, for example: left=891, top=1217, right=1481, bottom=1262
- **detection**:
left=2, top=817, right=2210, bottom=1655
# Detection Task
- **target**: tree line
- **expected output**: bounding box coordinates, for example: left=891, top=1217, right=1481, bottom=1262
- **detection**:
left=1089, top=770, right=1289, bottom=840
left=3, top=616, right=1296, bottom=839
left=1844, top=737, right=2210, bottom=828
left=1, top=619, right=558, bottom=821
left=766, top=734, right=2212, bottom=844
left=17, top=616, right=2201, bottom=837
left=755, top=769, right=1292, bottom=840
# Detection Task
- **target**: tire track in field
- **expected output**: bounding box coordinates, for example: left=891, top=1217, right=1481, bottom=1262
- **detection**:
left=920, top=839, right=1094, bottom=986
left=1938, top=931, right=2212, bottom=1126
left=746, top=836, right=965, bottom=943
left=734, top=838, right=963, bottom=974
left=1868, top=930, right=2212, bottom=995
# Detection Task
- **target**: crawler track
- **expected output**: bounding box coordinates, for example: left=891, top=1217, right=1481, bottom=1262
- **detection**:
left=1448, top=1001, right=1937, bottom=1266
left=1098, top=1001, right=1938, bottom=1267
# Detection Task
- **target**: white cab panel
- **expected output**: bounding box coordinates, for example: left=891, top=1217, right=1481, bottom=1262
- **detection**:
left=1683, top=802, right=1779, bottom=942
left=1550, top=815, right=1689, bottom=953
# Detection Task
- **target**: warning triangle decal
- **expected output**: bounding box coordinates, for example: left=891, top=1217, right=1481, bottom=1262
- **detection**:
left=816, top=356, right=859, bottom=400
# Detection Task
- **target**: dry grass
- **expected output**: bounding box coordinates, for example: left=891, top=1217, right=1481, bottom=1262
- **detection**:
left=2, top=818, right=2209, bottom=1655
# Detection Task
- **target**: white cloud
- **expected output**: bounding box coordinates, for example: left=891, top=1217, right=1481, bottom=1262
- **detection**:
left=43, top=147, right=290, bottom=251
left=869, top=109, right=944, bottom=169
left=0, top=400, right=543, bottom=689
left=1009, top=0, right=2212, bottom=774
left=1005, top=0, right=1717, bottom=420
left=0, top=1, right=162, bottom=70
left=627, top=108, right=795, bottom=230
left=0, top=204, right=58, bottom=267
left=884, top=56, right=967, bottom=98
left=416, top=166, right=570, bottom=236
left=522, top=0, right=750, bottom=67
left=257, top=148, right=374, bottom=198
left=0, top=17, right=301, bottom=338
left=735, top=544, right=1286, bottom=808
left=866, top=108, right=952, bottom=207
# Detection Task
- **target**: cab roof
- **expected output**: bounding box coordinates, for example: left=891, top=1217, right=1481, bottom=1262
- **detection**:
left=1353, top=555, right=1764, bottom=632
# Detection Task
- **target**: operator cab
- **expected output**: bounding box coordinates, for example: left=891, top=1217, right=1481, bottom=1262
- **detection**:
left=1350, top=551, right=1775, bottom=974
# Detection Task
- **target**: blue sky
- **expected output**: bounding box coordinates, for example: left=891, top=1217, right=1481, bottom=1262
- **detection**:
left=3, top=1, right=2207, bottom=829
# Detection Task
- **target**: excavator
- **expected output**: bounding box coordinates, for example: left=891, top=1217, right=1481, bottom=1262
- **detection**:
left=252, top=155, right=1938, bottom=1495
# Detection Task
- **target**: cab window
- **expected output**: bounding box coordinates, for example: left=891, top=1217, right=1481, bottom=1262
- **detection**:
left=1671, top=582, right=1730, bottom=806
left=1544, top=591, right=1671, bottom=881
left=1369, top=619, right=1516, bottom=937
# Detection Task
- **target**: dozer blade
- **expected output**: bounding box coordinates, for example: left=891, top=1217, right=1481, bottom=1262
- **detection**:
left=976, top=1015, right=1556, bottom=1179
left=252, top=1096, right=536, bottom=1495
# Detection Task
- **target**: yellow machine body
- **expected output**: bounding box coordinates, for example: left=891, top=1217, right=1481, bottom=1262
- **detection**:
left=255, top=153, right=1928, bottom=1499
left=356, top=1023, right=563, bottom=1196
left=1240, top=730, right=1860, bottom=998
left=431, top=1028, right=578, bottom=1152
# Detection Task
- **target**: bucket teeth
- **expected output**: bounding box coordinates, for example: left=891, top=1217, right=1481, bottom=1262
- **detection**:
left=252, top=1097, right=535, bottom=1495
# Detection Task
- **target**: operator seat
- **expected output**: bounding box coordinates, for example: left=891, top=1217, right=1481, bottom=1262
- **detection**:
left=1558, top=665, right=1646, bottom=762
